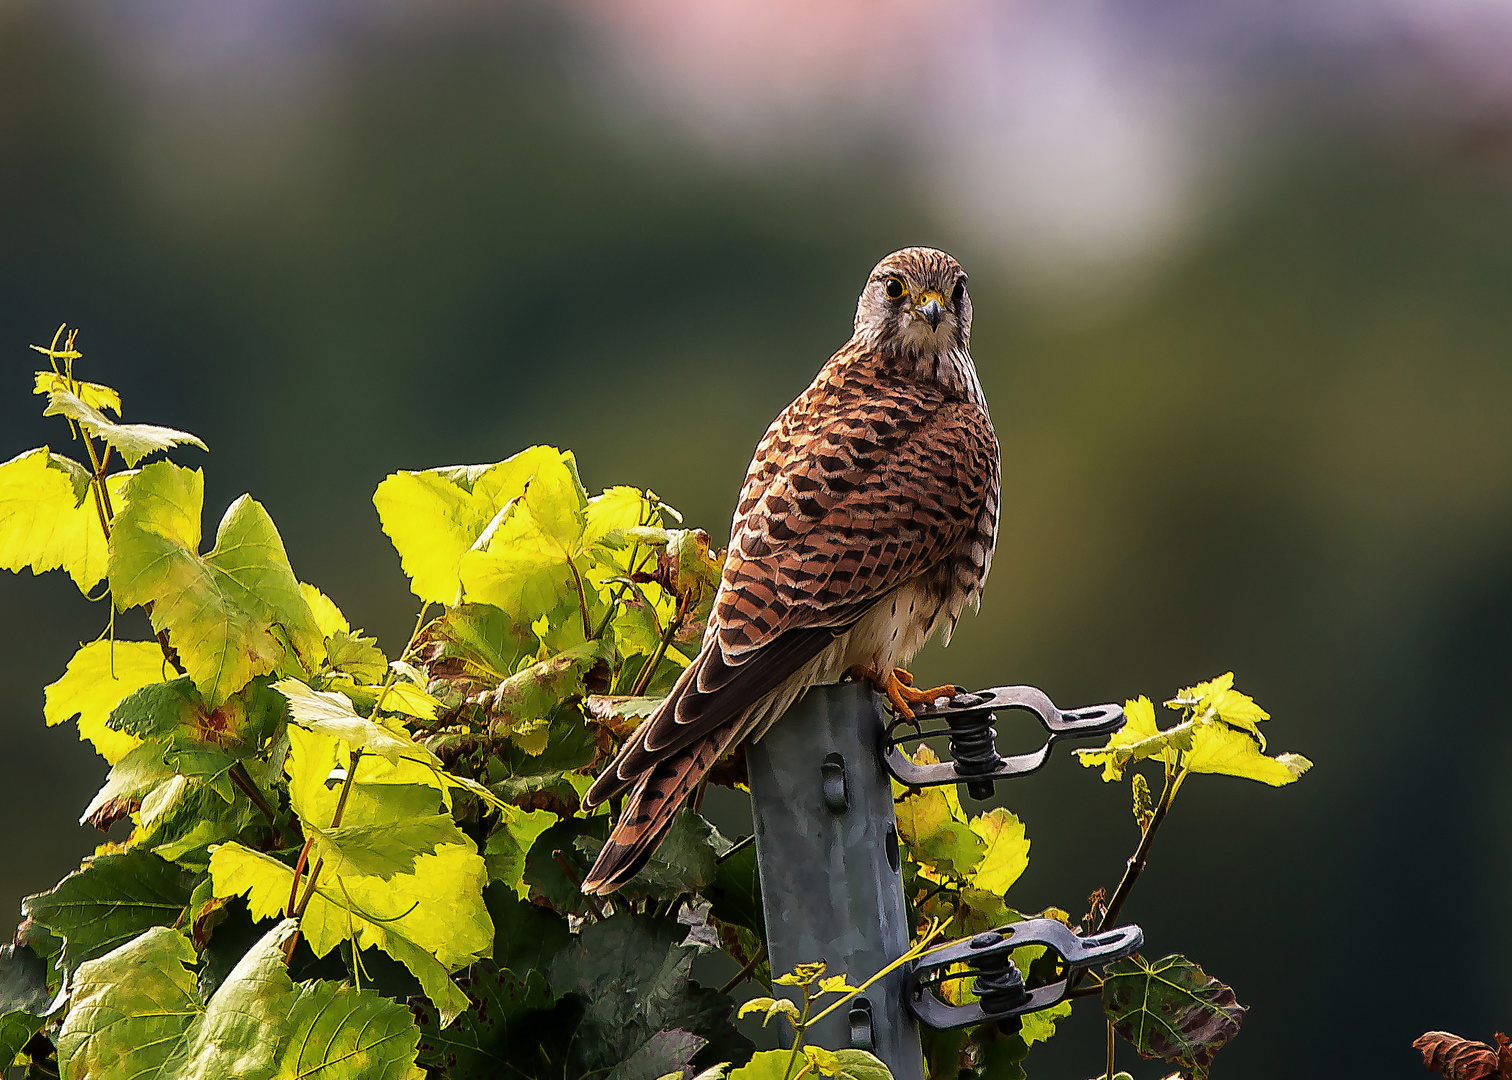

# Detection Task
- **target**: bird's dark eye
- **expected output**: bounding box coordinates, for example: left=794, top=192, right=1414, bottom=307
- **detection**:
left=952, top=280, right=966, bottom=304
left=883, top=277, right=906, bottom=301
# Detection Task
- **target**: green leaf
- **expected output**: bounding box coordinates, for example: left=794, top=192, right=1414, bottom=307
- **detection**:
left=485, top=885, right=571, bottom=978
left=108, top=463, right=325, bottom=705
left=412, top=964, right=555, bottom=1079
left=819, top=1048, right=894, bottom=1080
left=921, top=1028, right=968, bottom=1080
left=918, top=885, right=1014, bottom=937
left=104, top=674, right=204, bottom=737
left=727, top=1049, right=793, bottom=1080
left=138, top=776, right=262, bottom=869
left=893, top=753, right=983, bottom=879
left=22, top=851, right=196, bottom=976
left=705, top=839, right=764, bottom=941
left=1018, top=999, right=1071, bottom=1046
left=524, top=817, right=609, bottom=918
left=417, top=603, right=536, bottom=686
left=971, top=1026, right=1028, bottom=1080
left=0, top=446, right=131, bottom=593
left=1102, top=954, right=1246, bottom=1080
left=1183, top=723, right=1313, bottom=786
left=967, top=808, right=1029, bottom=896
left=326, top=630, right=389, bottom=683
left=484, top=805, right=558, bottom=897
left=56, top=919, right=427, bottom=1080
left=1075, top=696, right=1194, bottom=782
left=44, top=640, right=170, bottom=763
left=33, top=370, right=121, bottom=414
left=54, top=925, right=200, bottom=1080
left=0, top=944, right=53, bottom=1017
left=374, top=446, right=579, bottom=605
left=548, top=914, right=752, bottom=1077
left=475, top=639, right=614, bottom=747
left=486, top=711, right=599, bottom=810
left=0, top=1011, right=44, bottom=1073
left=729, top=1048, right=891, bottom=1080
left=607, top=1029, right=707, bottom=1080
left=277, top=966, right=428, bottom=1080
left=42, top=387, right=207, bottom=466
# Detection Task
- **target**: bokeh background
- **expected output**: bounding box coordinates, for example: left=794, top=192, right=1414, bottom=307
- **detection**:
left=3, top=1, right=1511, bottom=1076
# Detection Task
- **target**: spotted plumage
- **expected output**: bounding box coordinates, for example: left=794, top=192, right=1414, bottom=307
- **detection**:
left=581, top=247, right=1000, bottom=894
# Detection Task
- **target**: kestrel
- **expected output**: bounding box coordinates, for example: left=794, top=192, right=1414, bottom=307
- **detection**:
left=581, top=247, right=1000, bottom=894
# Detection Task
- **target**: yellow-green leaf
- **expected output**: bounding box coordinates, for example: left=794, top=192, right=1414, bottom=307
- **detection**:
left=33, top=370, right=120, bottom=415
left=1184, top=723, right=1312, bottom=786
left=44, top=640, right=171, bottom=762
left=1132, top=772, right=1154, bottom=830
left=108, top=463, right=325, bottom=705
left=309, top=813, right=470, bottom=880
left=275, top=679, right=438, bottom=765
left=1075, top=696, right=1194, bottom=782
left=457, top=450, right=591, bottom=619
left=0, top=447, right=131, bottom=593
left=584, top=485, right=651, bottom=548
left=893, top=748, right=983, bottom=878
left=43, top=389, right=206, bottom=467
left=300, top=582, right=351, bottom=638
left=967, top=808, right=1030, bottom=895
left=1168, top=672, right=1271, bottom=745
left=483, top=805, right=556, bottom=898
left=378, top=681, right=441, bottom=722
left=373, top=446, right=578, bottom=605
left=209, top=840, right=490, bottom=1026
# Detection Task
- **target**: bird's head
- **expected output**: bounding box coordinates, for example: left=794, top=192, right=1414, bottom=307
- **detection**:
left=854, top=247, right=971, bottom=355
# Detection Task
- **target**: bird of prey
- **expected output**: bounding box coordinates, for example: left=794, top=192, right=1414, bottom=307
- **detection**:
left=581, top=246, right=999, bottom=895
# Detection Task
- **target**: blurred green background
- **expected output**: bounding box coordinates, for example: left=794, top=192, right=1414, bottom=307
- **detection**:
left=2, top=3, right=1510, bottom=1077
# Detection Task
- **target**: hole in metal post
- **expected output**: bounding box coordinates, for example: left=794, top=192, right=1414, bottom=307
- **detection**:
left=886, top=825, right=900, bottom=872
left=848, top=996, right=874, bottom=1050
left=821, top=753, right=848, bottom=813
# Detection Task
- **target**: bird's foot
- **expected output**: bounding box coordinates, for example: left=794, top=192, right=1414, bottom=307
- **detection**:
left=850, top=665, right=959, bottom=722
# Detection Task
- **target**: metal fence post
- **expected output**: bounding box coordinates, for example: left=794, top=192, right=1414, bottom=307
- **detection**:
left=746, top=681, right=925, bottom=1080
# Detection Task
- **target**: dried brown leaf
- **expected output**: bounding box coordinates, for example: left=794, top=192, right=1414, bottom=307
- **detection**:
left=1413, top=1031, right=1501, bottom=1080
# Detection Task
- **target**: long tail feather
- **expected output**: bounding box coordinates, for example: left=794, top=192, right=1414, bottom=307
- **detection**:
left=581, top=718, right=740, bottom=894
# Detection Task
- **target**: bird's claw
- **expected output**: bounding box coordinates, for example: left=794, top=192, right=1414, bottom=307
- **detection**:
left=851, top=665, right=959, bottom=722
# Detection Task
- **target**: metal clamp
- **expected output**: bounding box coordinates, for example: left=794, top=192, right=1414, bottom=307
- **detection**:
left=883, top=686, right=1125, bottom=798
left=908, top=918, right=1143, bottom=1030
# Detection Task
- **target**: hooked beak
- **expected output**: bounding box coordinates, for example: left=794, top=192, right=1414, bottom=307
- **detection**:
left=919, top=296, right=944, bottom=331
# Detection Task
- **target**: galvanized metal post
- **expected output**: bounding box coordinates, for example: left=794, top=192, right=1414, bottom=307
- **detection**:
left=746, top=681, right=925, bottom=1080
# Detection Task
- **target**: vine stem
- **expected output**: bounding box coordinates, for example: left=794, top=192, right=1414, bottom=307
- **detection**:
left=566, top=558, right=593, bottom=640
left=1095, top=763, right=1184, bottom=935
left=781, top=991, right=814, bottom=1080
left=718, top=944, right=767, bottom=995
left=630, top=594, right=686, bottom=696
left=228, top=763, right=284, bottom=838
left=1069, top=757, right=1188, bottom=1000
left=282, top=746, right=365, bottom=963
